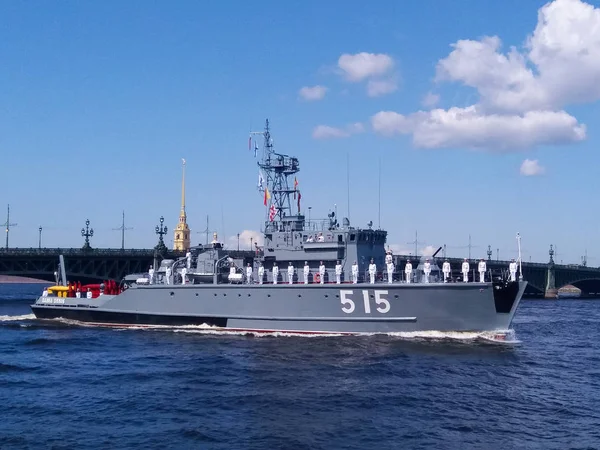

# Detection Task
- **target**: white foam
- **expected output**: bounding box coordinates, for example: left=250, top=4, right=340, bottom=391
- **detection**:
left=28, top=317, right=520, bottom=343
left=0, top=314, right=36, bottom=322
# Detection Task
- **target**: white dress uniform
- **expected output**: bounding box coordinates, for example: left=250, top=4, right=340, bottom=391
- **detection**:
left=166, top=266, right=172, bottom=285
left=462, top=260, right=470, bottom=283
left=509, top=260, right=518, bottom=282
left=149, top=267, right=155, bottom=284
left=186, top=251, right=192, bottom=269
left=351, top=262, right=359, bottom=284
left=368, top=262, right=376, bottom=284
left=386, top=262, right=394, bottom=284
left=303, top=263, right=310, bottom=284
left=319, top=263, right=326, bottom=284
left=258, top=265, right=264, bottom=285
left=405, top=262, right=413, bottom=283
left=181, top=267, right=187, bottom=285
left=478, top=260, right=486, bottom=283
left=442, top=261, right=450, bottom=282
left=335, top=262, right=342, bottom=284
left=287, top=263, right=295, bottom=285
left=423, top=260, right=431, bottom=283
left=246, top=265, right=253, bottom=284
left=272, top=265, right=279, bottom=284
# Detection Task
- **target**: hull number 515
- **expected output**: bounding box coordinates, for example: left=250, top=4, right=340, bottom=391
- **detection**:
left=339, top=290, right=390, bottom=314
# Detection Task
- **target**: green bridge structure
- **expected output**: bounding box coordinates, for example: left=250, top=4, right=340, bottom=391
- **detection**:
left=0, top=242, right=599, bottom=298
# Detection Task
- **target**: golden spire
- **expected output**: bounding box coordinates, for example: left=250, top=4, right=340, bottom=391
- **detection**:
left=181, top=158, right=186, bottom=214
left=173, top=158, right=191, bottom=251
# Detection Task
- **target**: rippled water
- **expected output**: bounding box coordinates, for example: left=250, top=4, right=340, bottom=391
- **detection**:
left=1, top=283, right=599, bottom=449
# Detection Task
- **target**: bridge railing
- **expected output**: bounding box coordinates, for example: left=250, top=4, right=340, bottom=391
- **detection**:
left=0, top=248, right=180, bottom=256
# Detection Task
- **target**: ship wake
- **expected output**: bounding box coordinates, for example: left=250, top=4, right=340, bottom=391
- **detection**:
left=31, top=317, right=520, bottom=343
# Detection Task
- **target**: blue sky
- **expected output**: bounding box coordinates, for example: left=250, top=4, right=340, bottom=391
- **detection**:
left=0, top=0, right=598, bottom=265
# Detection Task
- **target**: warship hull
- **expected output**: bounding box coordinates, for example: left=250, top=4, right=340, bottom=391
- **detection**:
left=31, top=281, right=526, bottom=334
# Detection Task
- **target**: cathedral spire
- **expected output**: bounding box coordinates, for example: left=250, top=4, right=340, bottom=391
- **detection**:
left=181, top=158, right=186, bottom=214
left=173, top=158, right=191, bottom=251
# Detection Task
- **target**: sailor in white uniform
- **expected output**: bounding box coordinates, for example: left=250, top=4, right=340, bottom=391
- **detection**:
left=181, top=267, right=187, bottom=285
left=287, top=262, right=295, bottom=285
left=318, top=261, right=326, bottom=284
left=148, top=266, right=155, bottom=284
left=186, top=251, right=192, bottom=269
left=258, top=262, right=264, bottom=285
left=303, top=261, right=310, bottom=284
left=86, top=289, right=92, bottom=299
left=509, top=258, right=518, bottom=282
left=478, top=258, right=486, bottom=283
left=442, top=259, right=450, bottom=283
left=461, top=258, right=470, bottom=283
left=246, top=263, right=253, bottom=284
left=272, top=262, right=279, bottom=284
left=405, top=259, right=413, bottom=283
left=335, top=260, right=342, bottom=284
left=368, top=258, right=376, bottom=284
left=351, top=261, right=359, bottom=284
left=385, top=250, right=394, bottom=284
left=166, top=265, right=172, bottom=285
left=423, top=258, right=431, bottom=283
left=75, top=288, right=81, bottom=299
left=317, top=233, right=325, bottom=242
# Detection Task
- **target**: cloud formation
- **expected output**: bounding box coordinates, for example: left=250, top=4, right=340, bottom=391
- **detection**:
left=372, top=0, right=599, bottom=150
left=227, top=230, right=264, bottom=249
left=520, top=159, right=545, bottom=176
left=313, top=122, right=365, bottom=139
left=298, top=85, right=328, bottom=101
left=337, top=52, right=398, bottom=97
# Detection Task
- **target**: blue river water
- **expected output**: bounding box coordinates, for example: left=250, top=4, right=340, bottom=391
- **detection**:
left=1, top=283, right=599, bottom=449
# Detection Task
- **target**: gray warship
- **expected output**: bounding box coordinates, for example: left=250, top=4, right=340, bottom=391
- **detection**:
left=31, top=120, right=526, bottom=336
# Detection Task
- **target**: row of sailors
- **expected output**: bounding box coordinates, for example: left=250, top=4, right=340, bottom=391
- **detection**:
left=241, top=257, right=520, bottom=284
left=146, top=256, right=520, bottom=285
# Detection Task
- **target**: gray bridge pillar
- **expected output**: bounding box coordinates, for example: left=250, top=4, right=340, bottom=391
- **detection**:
left=545, top=244, right=557, bottom=299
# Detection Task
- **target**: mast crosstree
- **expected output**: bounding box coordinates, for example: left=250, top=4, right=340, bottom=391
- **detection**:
left=254, top=120, right=301, bottom=229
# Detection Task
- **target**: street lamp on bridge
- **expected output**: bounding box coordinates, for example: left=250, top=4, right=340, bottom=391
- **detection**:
left=81, top=219, right=94, bottom=250
left=38, top=226, right=42, bottom=249
left=155, top=216, right=168, bottom=253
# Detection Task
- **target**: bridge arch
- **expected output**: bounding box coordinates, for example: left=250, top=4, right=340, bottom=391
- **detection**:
left=559, top=278, right=600, bottom=297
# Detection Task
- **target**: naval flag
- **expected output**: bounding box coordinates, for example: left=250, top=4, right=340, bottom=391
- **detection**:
left=248, top=136, right=252, bottom=151
left=269, top=204, right=276, bottom=221
left=263, top=187, right=271, bottom=206
left=254, top=141, right=259, bottom=158
left=258, top=170, right=265, bottom=189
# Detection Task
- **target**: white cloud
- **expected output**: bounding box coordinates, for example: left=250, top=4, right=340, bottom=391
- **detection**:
left=371, top=107, right=586, bottom=150
left=298, top=85, right=328, bottom=101
left=227, top=230, right=263, bottom=249
left=520, top=159, right=545, bottom=176
left=338, top=52, right=394, bottom=81
left=420, top=245, right=436, bottom=256
left=371, top=0, right=599, bottom=150
left=422, top=92, right=440, bottom=108
left=367, top=78, right=398, bottom=97
left=312, top=122, right=365, bottom=139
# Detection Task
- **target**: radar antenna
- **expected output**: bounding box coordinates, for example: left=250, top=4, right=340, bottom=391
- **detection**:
left=253, top=119, right=301, bottom=229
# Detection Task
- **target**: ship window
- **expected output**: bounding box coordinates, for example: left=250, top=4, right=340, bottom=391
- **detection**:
left=170, top=292, right=174, bottom=296
left=195, top=293, right=199, bottom=297
left=350, top=234, right=356, bottom=241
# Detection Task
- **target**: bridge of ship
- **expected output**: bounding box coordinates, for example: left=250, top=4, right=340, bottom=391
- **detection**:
left=2, top=248, right=600, bottom=297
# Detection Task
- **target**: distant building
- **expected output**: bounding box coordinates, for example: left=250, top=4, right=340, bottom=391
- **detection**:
left=173, top=159, right=191, bottom=251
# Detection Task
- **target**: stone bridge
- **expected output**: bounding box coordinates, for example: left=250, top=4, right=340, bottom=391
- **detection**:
left=1, top=246, right=599, bottom=298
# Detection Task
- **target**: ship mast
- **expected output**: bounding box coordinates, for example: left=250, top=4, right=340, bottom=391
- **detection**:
left=256, top=119, right=300, bottom=230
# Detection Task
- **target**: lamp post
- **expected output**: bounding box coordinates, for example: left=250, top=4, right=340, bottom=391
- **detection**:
left=237, top=233, right=240, bottom=251
left=250, top=237, right=253, bottom=251
left=38, top=226, right=42, bottom=249
left=155, top=216, right=168, bottom=252
left=81, top=219, right=94, bottom=250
